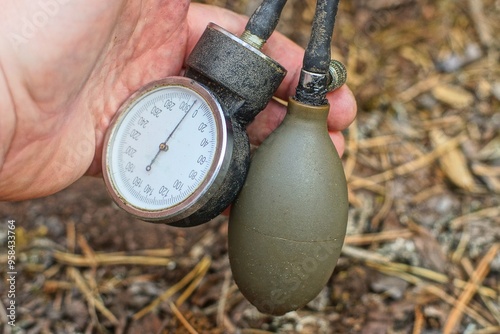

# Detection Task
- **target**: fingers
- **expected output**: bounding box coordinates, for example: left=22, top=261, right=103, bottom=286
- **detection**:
left=246, top=99, right=287, bottom=145
left=186, top=3, right=248, bottom=56
left=329, top=131, right=346, bottom=157
left=325, top=85, right=357, bottom=132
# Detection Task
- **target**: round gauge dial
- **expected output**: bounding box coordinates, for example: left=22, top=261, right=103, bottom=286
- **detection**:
left=102, top=77, right=231, bottom=223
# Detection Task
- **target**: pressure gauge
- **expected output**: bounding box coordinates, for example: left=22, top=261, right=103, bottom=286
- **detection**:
left=102, top=77, right=233, bottom=225
left=101, top=23, right=286, bottom=227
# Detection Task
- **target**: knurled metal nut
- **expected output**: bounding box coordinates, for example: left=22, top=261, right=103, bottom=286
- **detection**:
left=327, top=60, right=347, bottom=92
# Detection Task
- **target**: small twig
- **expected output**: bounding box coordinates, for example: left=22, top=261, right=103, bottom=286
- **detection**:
left=342, top=245, right=390, bottom=263
left=66, top=220, right=76, bottom=254
left=217, top=271, right=232, bottom=328
left=133, top=256, right=211, bottom=321
left=54, top=251, right=172, bottom=267
left=370, top=141, right=393, bottom=230
left=176, top=257, right=211, bottom=306
left=398, top=74, right=450, bottom=103
left=344, top=118, right=358, bottom=181
left=344, top=229, right=413, bottom=246
left=461, top=257, right=500, bottom=325
left=348, top=176, right=386, bottom=194
left=43, top=280, right=73, bottom=293
left=419, top=115, right=465, bottom=130
left=473, top=327, right=500, bottom=334
left=169, top=302, right=199, bottom=334
left=347, top=187, right=363, bottom=208
left=411, top=184, right=446, bottom=204
left=356, top=134, right=401, bottom=149
left=342, top=245, right=497, bottom=298
left=53, top=290, right=64, bottom=312
left=450, top=207, right=500, bottom=230
left=424, top=285, right=492, bottom=328
left=43, top=264, right=62, bottom=279
left=67, top=267, right=119, bottom=325
left=451, top=231, right=470, bottom=264
left=99, top=274, right=157, bottom=293
left=98, top=249, right=174, bottom=257
left=350, top=133, right=466, bottom=189
left=443, top=243, right=500, bottom=334
left=481, top=297, right=500, bottom=327
left=77, top=236, right=99, bottom=295
left=413, top=305, right=424, bottom=334
left=86, top=296, right=102, bottom=334
left=467, top=0, right=493, bottom=47
left=369, top=263, right=423, bottom=286
left=78, top=235, right=97, bottom=265
left=222, top=314, right=237, bottom=334
left=371, top=183, right=394, bottom=230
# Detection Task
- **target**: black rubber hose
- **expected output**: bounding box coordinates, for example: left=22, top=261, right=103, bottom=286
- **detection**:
left=244, top=0, right=288, bottom=42
left=303, top=0, right=340, bottom=73
left=294, top=0, right=340, bottom=106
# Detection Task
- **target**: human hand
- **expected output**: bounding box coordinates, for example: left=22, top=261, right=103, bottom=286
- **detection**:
left=0, top=1, right=356, bottom=201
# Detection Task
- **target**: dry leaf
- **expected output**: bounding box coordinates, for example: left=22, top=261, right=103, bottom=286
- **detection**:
left=408, top=221, right=447, bottom=273
left=430, top=130, right=476, bottom=191
left=432, top=84, right=475, bottom=109
left=356, top=0, right=413, bottom=10
left=471, top=163, right=500, bottom=193
left=476, top=135, right=500, bottom=161
left=400, top=46, right=433, bottom=72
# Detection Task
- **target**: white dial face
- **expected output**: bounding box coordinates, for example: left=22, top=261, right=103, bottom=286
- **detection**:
left=105, top=80, right=227, bottom=215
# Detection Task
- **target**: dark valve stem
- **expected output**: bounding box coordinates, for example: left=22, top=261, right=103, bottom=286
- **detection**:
left=241, top=0, right=288, bottom=49
left=295, top=0, right=341, bottom=106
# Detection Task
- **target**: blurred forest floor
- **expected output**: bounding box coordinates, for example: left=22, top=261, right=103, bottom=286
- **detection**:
left=1, top=0, right=499, bottom=333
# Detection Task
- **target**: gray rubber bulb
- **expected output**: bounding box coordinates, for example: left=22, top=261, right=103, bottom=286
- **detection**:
left=228, top=98, right=348, bottom=315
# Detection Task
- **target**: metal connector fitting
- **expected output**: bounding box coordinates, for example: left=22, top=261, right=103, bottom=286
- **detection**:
left=240, top=30, right=266, bottom=50
left=327, top=60, right=347, bottom=92
left=295, top=69, right=329, bottom=106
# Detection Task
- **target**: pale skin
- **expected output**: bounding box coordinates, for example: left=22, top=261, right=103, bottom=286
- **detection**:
left=0, top=0, right=356, bottom=201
